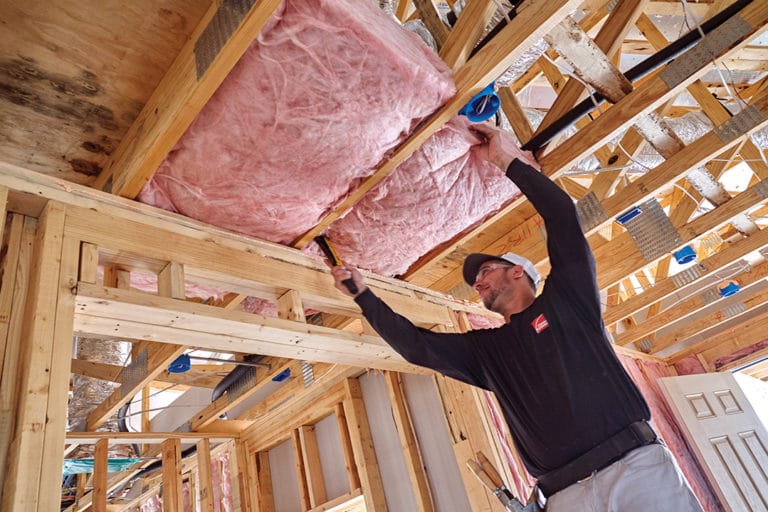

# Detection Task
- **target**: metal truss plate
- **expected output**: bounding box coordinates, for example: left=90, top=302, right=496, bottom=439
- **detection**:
left=660, top=15, right=752, bottom=89
left=301, top=361, right=315, bottom=387
left=671, top=265, right=703, bottom=288
left=622, top=198, right=682, bottom=261
left=121, top=348, right=148, bottom=397
left=754, top=179, right=768, bottom=200
left=576, top=192, right=609, bottom=232
left=714, top=105, right=767, bottom=144
left=195, top=0, right=256, bottom=79
left=638, top=338, right=654, bottom=353
left=699, top=287, right=721, bottom=305
left=722, top=302, right=747, bottom=319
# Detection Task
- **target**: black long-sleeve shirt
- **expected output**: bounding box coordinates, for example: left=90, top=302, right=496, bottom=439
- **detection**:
left=354, top=159, right=650, bottom=477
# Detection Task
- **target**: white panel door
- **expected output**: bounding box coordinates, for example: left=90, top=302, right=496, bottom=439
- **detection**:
left=659, top=373, right=768, bottom=511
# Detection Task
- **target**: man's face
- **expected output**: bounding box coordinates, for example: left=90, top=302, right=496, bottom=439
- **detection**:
left=472, top=261, right=516, bottom=312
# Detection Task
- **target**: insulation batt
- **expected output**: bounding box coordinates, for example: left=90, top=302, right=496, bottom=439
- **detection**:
left=140, top=0, right=456, bottom=245
left=327, top=117, right=519, bottom=276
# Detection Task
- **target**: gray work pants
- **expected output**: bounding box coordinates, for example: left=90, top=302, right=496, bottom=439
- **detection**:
left=545, top=443, right=704, bottom=511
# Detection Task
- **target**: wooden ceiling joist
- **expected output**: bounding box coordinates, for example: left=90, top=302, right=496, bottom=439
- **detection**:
left=604, top=225, right=768, bottom=327
left=4, top=2, right=768, bottom=509
left=74, top=284, right=426, bottom=373
left=93, top=0, right=283, bottom=197
left=651, top=285, right=768, bottom=355
left=595, top=179, right=768, bottom=290
left=670, top=307, right=768, bottom=365
left=616, top=260, right=768, bottom=347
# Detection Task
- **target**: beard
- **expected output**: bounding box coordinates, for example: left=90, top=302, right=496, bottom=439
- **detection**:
left=482, top=289, right=501, bottom=312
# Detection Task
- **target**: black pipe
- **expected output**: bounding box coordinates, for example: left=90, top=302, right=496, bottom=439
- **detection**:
left=520, top=0, right=753, bottom=152
left=467, top=1, right=524, bottom=58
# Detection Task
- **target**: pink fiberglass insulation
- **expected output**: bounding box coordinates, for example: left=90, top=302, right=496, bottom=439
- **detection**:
left=674, top=355, right=707, bottom=375
left=713, top=338, right=768, bottom=369
left=326, top=117, right=520, bottom=276
left=139, top=0, right=455, bottom=245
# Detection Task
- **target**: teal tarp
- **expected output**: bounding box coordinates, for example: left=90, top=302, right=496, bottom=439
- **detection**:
left=62, top=458, right=142, bottom=475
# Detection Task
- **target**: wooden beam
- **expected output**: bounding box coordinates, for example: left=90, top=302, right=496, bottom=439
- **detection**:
left=231, top=439, right=253, bottom=512
left=334, top=402, right=361, bottom=493
left=0, top=216, right=33, bottom=503
left=439, top=0, right=497, bottom=70
left=651, top=287, right=768, bottom=354
left=595, top=179, right=768, bottom=290
left=65, top=432, right=236, bottom=445
left=158, top=261, right=185, bottom=300
left=383, top=371, right=433, bottom=512
left=670, top=308, right=768, bottom=365
left=39, top=237, right=80, bottom=511
left=299, top=424, right=327, bottom=508
left=74, top=284, right=429, bottom=373
left=93, top=439, right=109, bottom=512
left=95, top=0, right=283, bottom=197
left=498, top=87, right=534, bottom=145
left=616, top=261, right=768, bottom=347
left=187, top=357, right=293, bottom=431
left=2, top=164, right=493, bottom=322
left=1, top=202, right=68, bottom=512
left=197, top=439, right=215, bottom=512
left=412, top=0, right=450, bottom=48
left=256, top=451, right=275, bottom=512
left=161, top=439, right=184, bottom=512
left=69, top=358, right=227, bottom=388
left=343, top=379, right=386, bottom=511
left=534, top=0, right=648, bottom=137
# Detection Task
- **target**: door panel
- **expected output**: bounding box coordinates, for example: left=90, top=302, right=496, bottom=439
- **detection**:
left=660, top=373, right=768, bottom=511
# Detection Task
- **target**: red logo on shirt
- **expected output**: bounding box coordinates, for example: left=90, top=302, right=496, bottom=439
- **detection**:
left=531, top=314, right=549, bottom=333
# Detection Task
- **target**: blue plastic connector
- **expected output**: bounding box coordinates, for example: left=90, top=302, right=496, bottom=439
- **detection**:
left=168, top=354, right=191, bottom=373
left=459, top=83, right=501, bottom=123
left=718, top=281, right=740, bottom=297
left=616, top=206, right=642, bottom=225
left=673, top=245, right=697, bottom=264
left=272, top=368, right=291, bottom=382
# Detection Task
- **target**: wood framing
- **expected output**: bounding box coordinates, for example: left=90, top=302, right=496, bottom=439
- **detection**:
left=4, top=1, right=768, bottom=510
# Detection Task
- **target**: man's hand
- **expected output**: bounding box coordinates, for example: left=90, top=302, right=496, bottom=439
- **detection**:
left=471, top=123, right=540, bottom=171
left=331, top=265, right=367, bottom=298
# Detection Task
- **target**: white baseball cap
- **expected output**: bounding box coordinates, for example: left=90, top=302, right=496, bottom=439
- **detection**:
left=463, top=252, right=541, bottom=288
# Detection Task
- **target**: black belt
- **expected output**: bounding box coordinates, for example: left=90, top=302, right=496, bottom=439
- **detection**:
left=536, top=420, right=658, bottom=497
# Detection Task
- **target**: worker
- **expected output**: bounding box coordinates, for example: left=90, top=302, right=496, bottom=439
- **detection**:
left=331, top=123, right=703, bottom=511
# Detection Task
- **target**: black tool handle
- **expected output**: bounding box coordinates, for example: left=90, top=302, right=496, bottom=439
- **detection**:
left=341, top=277, right=359, bottom=295
left=314, top=236, right=359, bottom=294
